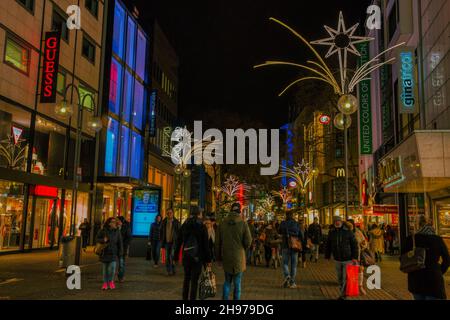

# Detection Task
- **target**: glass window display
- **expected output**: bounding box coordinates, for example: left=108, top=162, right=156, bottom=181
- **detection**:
left=0, top=180, right=24, bottom=252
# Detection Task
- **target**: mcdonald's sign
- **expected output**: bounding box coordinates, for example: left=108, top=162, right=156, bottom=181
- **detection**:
left=336, top=168, right=346, bottom=177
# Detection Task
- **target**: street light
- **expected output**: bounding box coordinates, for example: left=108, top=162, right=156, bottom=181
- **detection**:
left=56, top=84, right=103, bottom=236
left=334, top=93, right=358, bottom=220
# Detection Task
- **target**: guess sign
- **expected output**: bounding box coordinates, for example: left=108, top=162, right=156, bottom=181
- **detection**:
left=40, top=32, right=61, bottom=103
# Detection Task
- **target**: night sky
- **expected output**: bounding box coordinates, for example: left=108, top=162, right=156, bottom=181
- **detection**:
left=134, top=0, right=373, bottom=129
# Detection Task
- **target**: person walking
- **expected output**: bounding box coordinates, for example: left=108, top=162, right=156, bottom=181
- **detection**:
left=298, top=219, right=308, bottom=268
left=149, top=215, right=162, bottom=267
left=96, top=217, right=123, bottom=290
left=79, top=218, right=91, bottom=250
left=279, top=211, right=301, bottom=288
left=325, top=216, right=358, bottom=300
left=175, top=206, right=212, bottom=300
left=263, top=221, right=280, bottom=268
left=204, top=215, right=216, bottom=262
left=117, top=216, right=131, bottom=282
left=403, top=215, right=450, bottom=300
left=385, top=225, right=396, bottom=255
left=369, top=223, right=385, bottom=262
left=308, top=217, right=322, bottom=263
left=347, top=219, right=369, bottom=296
left=160, top=208, right=180, bottom=276
left=247, top=219, right=257, bottom=266
left=215, top=203, right=252, bottom=300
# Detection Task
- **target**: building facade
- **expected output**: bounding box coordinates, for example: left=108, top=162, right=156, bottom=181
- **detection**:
left=358, top=0, right=450, bottom=250
left=0, top=0, right=104, bottom=253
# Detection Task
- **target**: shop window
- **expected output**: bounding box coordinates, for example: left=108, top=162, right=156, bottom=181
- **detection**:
left=119, top=125, right=130, bottom=176
left=130, top=132, right=142, bottom=179
left=105, top=117, right=119, bottom=174
left=0, top=180, right=25, bottom=252
left=112, top=3, right=126, bottom=59
left=126, top=17, right=136, bottom=70
left=0, top=106, right=31, bottom=171
left=79, top=84, right=95, bottom=111
left=4, top=36, right=30, bottom=74
left=132, top=81, right=144, bottom=131
left=52, top=9, right=69, bottom=43
left=109, top=58, right=122, bottom=115
left=136, top=29, right=147, bottom=81
left=122, top=70, right=133, bottom=123
left=85, top=0, right=99, bottom=18
left=82, top=36, right=96, bottom=64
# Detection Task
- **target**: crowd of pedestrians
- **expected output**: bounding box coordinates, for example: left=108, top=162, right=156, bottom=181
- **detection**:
left=89, top=204, right=449, bottom=301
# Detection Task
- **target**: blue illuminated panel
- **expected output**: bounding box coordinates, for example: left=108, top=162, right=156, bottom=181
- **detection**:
left=132, top=189, right=160, bottom=237
left=105, top=117, right=119, bottom=174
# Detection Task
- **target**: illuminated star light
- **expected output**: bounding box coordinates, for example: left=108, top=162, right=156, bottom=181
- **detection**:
left=310, top=11, right=374, bottom=93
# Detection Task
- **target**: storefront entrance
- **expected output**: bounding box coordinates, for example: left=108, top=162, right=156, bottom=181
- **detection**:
left=26, top=196, right=59, bottom=250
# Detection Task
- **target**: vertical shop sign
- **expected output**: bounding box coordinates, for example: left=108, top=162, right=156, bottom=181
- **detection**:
left=398, top=48, right=418, bottom=114
left=40, top=32, right=61, bottom=103
left=149, top=90, right=157, bottom=137
left=358, top=42, right=372, bottom=154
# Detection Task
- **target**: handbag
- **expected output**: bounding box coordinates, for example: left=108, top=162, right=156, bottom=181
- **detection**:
left=94, top=242, right=108, bottom=256
left=360, top=249, right=376, bottom=267
left=400, top=235, right=426, bottom=273
left=306, top=239, right=313, bottom=249
left=345, top=264, right=360, bottom=297
left=199, top=267, right=216, bottom=300
left=288, top=235, right=302, bottom=252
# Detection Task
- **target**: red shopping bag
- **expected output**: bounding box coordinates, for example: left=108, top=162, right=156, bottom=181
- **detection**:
left=178, top=245, right=183, bottom=265
left=161, top=247, right=166, bottom=264
left=345, top=264, right=360, bottom=297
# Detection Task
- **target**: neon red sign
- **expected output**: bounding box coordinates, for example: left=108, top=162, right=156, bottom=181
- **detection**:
left=30, top=185, right=58, bottom=198
left=319, top=115, right=331, bottom=125
left=40, top=32, right=61, bottom=103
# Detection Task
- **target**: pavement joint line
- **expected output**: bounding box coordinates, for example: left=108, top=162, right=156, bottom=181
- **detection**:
left=0, top=278, right=24, bottom=285
left=55, top=262, right=101, bottom=273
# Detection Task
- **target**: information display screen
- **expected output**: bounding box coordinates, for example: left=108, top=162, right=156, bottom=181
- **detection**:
left=131, top=188, right=160, bottom=237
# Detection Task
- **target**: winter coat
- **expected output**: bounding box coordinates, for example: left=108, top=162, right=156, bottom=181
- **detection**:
left=149, top=222, right=161, bottom=242
left=215, top=212, right=252, bottom=274
left=79, top=222, right=90, bottom=236
left=307, top=223, right=322, bottom=245
left=403, top=233, right=450, bottom=299
left=279, top=219, right=301, bottom=249
left=263, top=226, right=280, bottom=247
left=369, top=228, right=385, bottom=254
left=175, top=217, right=211, bottom=265
left=325, top=224, right=358, bottom=262
left=119, top=221, right=132, bottom=254
left=96, top=227, right=123, bottom=263
left=160, top=217, right=181, bottom=246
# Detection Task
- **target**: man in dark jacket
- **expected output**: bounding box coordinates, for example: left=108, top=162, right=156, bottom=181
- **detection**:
left=247, top=220, right=257, bottom=265
left=308, top=217, right=322, bottom=262
left=325, top=216, right=358, bottom=299
left=403, top=215, right=450, bottom=300
left=149, top=215, right=162, bottom=267
left=160, top=208, right=181, bottom=276
left=279, top=211, right=301, bottom=288
left=215, top=203, right=252, bottom=300
left=117, top=216, right=131, bottom=282
left=79, top=218, right=91, bottom=250
left=175, top=206, right=212, bottom=300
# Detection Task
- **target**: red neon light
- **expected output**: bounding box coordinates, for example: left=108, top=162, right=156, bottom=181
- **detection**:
left=319, top=115, right=331, bottom=125
left=40, top=32, right=61, bottom=104
left=30, top=185, right=58, bottom=198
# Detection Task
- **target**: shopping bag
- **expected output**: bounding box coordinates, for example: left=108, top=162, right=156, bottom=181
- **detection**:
left=178, top=245, right=183, bottom=265
left=199, top=268, right=216, bottom=300
left=146, top=242, right=152, bottom=261
left=161, top=247, right=166, bottom=264
left=345, top=264, right=360, bottom=297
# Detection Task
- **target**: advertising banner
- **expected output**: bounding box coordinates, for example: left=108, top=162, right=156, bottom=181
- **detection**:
left=131, top=188, right=160, bottom=237
left=40, top=32, right=61, bottom=103
left=357, top=42, right=372, bottom=155
left=398, top=47, right=418, bottom=114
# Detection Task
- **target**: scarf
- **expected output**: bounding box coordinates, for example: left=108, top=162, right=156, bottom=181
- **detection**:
left=416, top=224, right=436, bottom=235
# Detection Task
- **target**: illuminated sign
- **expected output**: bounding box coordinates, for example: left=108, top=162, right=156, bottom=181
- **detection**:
left=12, top=126, right=23, bottom=144
left=162, top=127, right=173, bottom=157
left=378, top=156, right=405, bottom=188
left=288, top=181, right=297, bottom=188
left=149, top=90, right=157, bottom=137
left=398, top=48, right=417, bottom=114
left=40, top=32, right=61, bottom=104
left=30, top=185, right=58, bottom=198
left=358, top=42, right=372, bottom=155
left=319, top=115, right=331, bottom=125
left=131, top=189, right=160, bottom=237
left=336, top=168, right=345, bottom=177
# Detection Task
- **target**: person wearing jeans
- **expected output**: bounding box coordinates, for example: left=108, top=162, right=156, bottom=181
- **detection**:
left=325, top=216, right=358, bottom=300
left=223, top=272, right=243, bottom=300
left=160, top=209, right=180, bottom=276
left=215, top=203, right=252, bottom=301
left=307, top=218, right=322, bottom=263
left=279, top=211, right=301, bottom=288
left=149, top=215, right=162, bottom=267
left=103, top=261, right=117, bottom=284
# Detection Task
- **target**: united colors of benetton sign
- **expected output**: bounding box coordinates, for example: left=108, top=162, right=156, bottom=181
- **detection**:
left=358, top=42, right=372, bottom=155
left=40, top=32, right=61, bottom=103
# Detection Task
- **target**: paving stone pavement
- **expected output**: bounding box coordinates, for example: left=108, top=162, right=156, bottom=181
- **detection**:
left=0, top=250, right=449, bottom=300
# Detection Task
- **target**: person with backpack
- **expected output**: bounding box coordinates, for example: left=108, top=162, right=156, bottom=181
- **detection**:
left=279, top=211, right=301, bottom=288
left=403, top=215, right=450, bottom=300
left=175, top=206, right=211, bottom=300
left=96, top=217, right=123, bottom=290
left=149, top=215, right=162, bottom=267
left=215, top=203, right=252, bottom=300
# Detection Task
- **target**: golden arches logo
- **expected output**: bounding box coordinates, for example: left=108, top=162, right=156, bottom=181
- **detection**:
left=336, top=168, right=345, bottom=177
